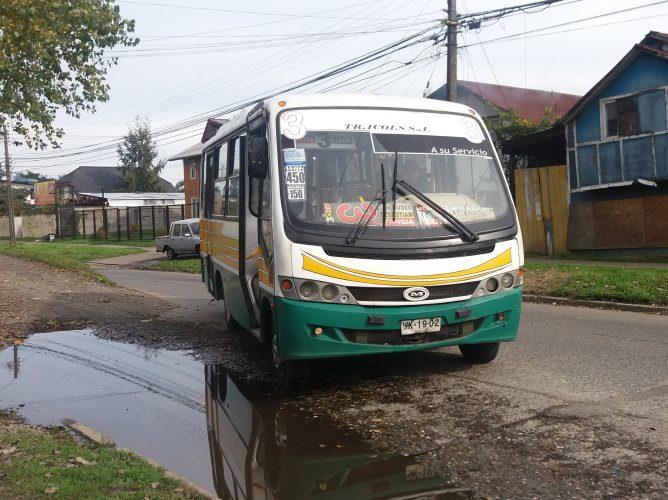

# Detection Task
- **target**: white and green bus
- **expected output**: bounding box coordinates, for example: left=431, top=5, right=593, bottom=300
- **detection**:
left=199, top=94, right=523, bottom=384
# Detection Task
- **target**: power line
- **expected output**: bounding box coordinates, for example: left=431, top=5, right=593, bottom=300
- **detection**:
left=461, top=0, right=668, bottom=48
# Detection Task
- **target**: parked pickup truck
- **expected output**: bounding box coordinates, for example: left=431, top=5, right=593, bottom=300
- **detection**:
left=155, top=218, right=200, bottom=260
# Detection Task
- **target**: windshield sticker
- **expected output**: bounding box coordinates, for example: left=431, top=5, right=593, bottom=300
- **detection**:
left=443, top=205, right=496, bottom=222
left=280, top=111, right=307, bottom=140
left=323, top=202, right=416, bottom=226
left=372, top=134, right=493, bottom=157
left=283, top=148, right=306, bottom=201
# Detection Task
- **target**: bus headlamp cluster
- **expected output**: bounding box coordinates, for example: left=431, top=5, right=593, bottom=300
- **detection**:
left=476, top=269, right=523, bottom=297
left=279, top=276, right=357, bottom=305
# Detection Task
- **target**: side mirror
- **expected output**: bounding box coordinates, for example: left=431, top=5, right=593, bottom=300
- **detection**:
left=184, top=232, right=191, bottom=238
left=248, top=135, right=268, bottom=179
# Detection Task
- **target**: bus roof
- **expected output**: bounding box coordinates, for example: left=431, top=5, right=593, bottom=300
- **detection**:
left=203, top=93, right=481, bottom=150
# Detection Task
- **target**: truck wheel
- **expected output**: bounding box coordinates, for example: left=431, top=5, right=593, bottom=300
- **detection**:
left=166, top=247, right=178, bottom=260
left=459, top=342, right=500, bottom=364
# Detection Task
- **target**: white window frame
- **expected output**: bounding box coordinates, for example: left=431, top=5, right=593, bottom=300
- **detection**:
left=599, top=86, right=668, bottom=141
left=189, top=160, right=197, bottom=180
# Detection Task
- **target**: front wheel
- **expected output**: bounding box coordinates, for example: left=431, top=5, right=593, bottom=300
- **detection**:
left=268, top=315, right=309, bottom=390
left=166, top=247, right=178, bottom=260
left=459, top=342, right=500, bottom=364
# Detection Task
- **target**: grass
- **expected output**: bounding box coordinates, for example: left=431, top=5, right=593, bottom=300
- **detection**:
left=1, top=237, right=158, bottom=248
left=0, top=242, right=143, bottom=282
left=527, top=251, right=668, bottom=264
left=150, top=258, right=201, bottom=274
left=523, top=263, right=668, bottom=305
left=0, top=413, right=205, bottom=499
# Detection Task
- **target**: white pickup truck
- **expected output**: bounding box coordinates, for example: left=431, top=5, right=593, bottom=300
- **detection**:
left=155, top=218, right=200, bottom=260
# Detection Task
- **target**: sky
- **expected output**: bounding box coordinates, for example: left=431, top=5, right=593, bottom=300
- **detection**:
left=9, top=0, right=668, bottom=186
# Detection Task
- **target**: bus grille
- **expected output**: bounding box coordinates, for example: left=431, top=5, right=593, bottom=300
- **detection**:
left=348, top=281, right=479, bottom=303
left=342, top=319, right=483, bottom=345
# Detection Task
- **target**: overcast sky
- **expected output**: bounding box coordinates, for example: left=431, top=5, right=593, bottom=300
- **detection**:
left=10, top=0, right=668, bottom=185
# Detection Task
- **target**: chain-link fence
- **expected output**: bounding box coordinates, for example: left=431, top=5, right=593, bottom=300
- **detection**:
left=54, top=203, right=199, bottom=241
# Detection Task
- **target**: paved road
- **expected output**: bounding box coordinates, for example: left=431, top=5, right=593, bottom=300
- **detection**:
left=96, top=267, right=225, bottom=327
left=13, top=266, right=668, bottom=496
left=100, top=266, right=667, bottom=410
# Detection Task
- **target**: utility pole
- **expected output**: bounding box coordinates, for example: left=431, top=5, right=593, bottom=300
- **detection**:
left=446, top=0, right=458, bottom=102
left=3, top=123, right=16, bottom=245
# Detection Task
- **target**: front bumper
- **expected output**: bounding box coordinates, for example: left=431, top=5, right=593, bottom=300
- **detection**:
left=274, top=287, right=522, bottom=360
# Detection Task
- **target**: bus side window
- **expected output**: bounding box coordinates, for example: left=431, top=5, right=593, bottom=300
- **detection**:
left=203, top=148, right=219, bottom=218
left=224, top=137, right=242, bottom=218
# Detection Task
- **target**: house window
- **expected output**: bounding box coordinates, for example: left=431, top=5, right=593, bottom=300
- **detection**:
left=603, top=88, right=667, bottom=138
left=189, top=161, right=197, bottom=180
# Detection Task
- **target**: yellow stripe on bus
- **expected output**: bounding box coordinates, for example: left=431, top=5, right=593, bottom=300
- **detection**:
left=301, top=249, right=512, bottom=286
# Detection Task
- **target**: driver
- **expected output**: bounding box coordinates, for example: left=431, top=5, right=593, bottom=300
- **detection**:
left=403, top=160, right=427, bottom=191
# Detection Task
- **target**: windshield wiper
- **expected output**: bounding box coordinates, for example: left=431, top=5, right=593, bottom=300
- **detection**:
left=394, top=179, right=480, bottom=243
left=345, top=189, right=382, bottom=245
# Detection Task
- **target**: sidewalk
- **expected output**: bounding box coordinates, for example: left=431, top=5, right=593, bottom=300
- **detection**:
left=526, top=257, right=668, bottom=269
left=91, top=247, right=164, bottom=267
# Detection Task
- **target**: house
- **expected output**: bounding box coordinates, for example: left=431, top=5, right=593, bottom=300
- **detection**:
left=428, top=80, right=580, bottom=124
left=77, top=192, right=184, bottom=208
left=58, top=166, right=176, bottom=194
left=562, top=31, right=668, bottom=250
left=168, top=118, right=226, bottom=218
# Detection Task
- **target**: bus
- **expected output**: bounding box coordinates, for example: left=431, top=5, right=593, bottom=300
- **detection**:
left=199, top=94, right=523, bottom=384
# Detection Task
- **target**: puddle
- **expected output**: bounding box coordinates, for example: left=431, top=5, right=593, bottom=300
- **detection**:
left=1, top=330, right=470, bottom=498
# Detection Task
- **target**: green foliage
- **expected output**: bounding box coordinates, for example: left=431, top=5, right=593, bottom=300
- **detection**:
left=0, top=187, right=32, bottom=215
left=524, top=263, right=668, bottom=305
left=17, top=170, right=50, bottom=181
left=485, top=106, right=560, bottom=142
left=0, top=414, right=204, bottom=498
left=117, top=118, right=166, bottom=192
left=0, top=0, right=138, bottom=149
left=0, top=242, right=143, bottom=281
left=151, top=257, right=201, bottom=274
left=175, top=180, right=185, bottom=192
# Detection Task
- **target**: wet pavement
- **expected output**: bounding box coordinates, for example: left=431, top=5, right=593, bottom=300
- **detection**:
left=1, top=305, right=667, bottom=498
left=0, top=330, right=472, bottom=499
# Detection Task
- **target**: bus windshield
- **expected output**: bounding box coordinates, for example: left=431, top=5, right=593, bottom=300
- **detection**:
left=278, top=108, right=514, bottom=241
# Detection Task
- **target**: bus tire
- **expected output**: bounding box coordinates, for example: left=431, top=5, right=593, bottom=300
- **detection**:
left=459, top=342, right=500, bottom=364
left=166, top=247, right=178, bottom=260
left=224, top=307, right=242, bottom=331
left=267, top=312, right=309, bottom=389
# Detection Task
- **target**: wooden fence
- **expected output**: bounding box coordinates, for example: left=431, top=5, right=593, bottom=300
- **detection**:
left=513, top=165, right=569, bottom=255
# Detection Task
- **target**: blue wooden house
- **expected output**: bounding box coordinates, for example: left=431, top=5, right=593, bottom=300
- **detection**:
left=561, top=31, right=668, bottom=250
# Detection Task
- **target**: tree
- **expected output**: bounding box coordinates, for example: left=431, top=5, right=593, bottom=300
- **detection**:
left=0, top=0, right=138, bottom=149
left=174, top=180, right=185, bottom=192
left=484, top=106, right=560, bottom=142
left=17, top=170, right=50, bottom=182
left=117, top=118, right=166, bottom=192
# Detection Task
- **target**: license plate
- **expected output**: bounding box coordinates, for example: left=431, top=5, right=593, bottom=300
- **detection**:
left=400, top=317, right=441, bottom=335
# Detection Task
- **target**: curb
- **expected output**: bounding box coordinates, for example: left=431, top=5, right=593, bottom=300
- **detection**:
left=62, top=418, right=216, bottom=499
left=523, top=294, right=668, bottom=315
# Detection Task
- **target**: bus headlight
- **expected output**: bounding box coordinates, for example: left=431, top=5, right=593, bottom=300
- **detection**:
left=485, top=277, right=499, bottom=293
left=283, top=277, right=357, bottom=305
left=321, top=284, right=339, bottom=301
left=299, top=281, right=318, bottom=299
left=501, top=273, right=514, bottom=288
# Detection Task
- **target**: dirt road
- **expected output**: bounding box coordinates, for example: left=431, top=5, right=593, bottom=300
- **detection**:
left=1, top=253, right=667, bottom=498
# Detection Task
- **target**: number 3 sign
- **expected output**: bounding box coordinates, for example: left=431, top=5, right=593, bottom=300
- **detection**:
left=280, top=111, right=307, bottom=140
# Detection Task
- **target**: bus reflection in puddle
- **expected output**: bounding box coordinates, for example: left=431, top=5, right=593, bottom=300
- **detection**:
left=205, top=365, right=471, bottom=500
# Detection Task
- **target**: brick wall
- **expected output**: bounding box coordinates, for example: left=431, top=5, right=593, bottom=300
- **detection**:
left=183, top=157, right=200, bottom=218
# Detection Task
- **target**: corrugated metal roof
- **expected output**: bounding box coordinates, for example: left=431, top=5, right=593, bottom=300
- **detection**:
left=80, top=192, right=185, bottom=200
left=429, top=80, right=580, bottom=124
left=168, top=141, right=203, bottom=161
